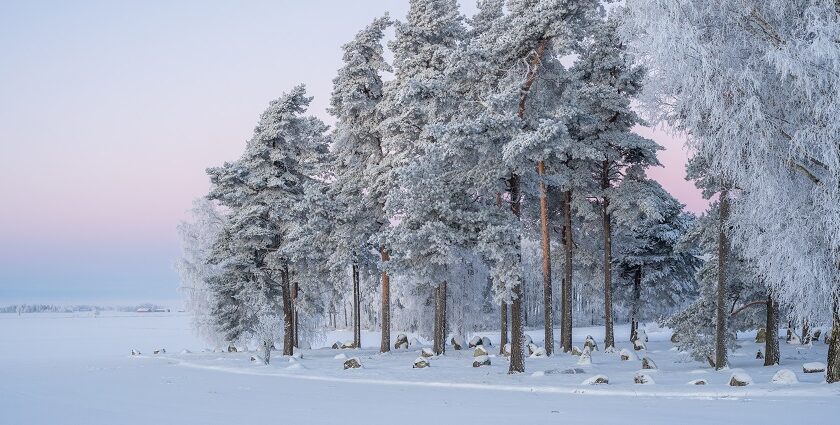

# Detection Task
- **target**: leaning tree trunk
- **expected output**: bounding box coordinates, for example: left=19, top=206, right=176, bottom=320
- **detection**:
left=380, top=249, right=391, bottom=353
left=500, top=301, right=508, bottom=355
left=508, top=173, right=525, bottom=374
left=280, top=265, right=294, bottom=356
left=827, top=294, right=840, bottom=383
left=561, top=190, right=574, bottom=352
left=630, top=268, right=641, bottom=342
left=352, top=262, right=361, bottom=349
left=764, top=292, right=780, bottom=366
left=537, top=161, right=554, bottom=355
left=433, top=282, right=448, bottom=355
left=601, top=160, right=614, bottom=350
left=714, top=190, right=730, bottom=370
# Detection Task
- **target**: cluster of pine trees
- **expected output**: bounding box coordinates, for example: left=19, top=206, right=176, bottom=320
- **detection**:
left=176, top=0, right=840, bottom=382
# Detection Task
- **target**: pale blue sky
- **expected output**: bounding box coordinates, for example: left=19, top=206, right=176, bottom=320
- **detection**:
left=0, top=1, right=698, bottom=303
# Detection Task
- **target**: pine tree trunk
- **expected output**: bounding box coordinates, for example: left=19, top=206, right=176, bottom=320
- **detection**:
left=508, top=173, right=525, bottom=374
left=601, top=160, right=614, bottom=350
left=537, top=160, right=554, bottom=355
left=292, top=282, right=299, bottom=349
left=280, top=265, right=294, bottom=356
left=715, top=190, right=730, bottom=370
left=380, top=248, right=391, bottom=353
left=561, top=190, right=573, bottom=352
left=352, top=262, right=361, bottom=349
left=827, top=295, right=840, bottom=383
left=764, top=292, right=780, bottom=366
left=630, top=268, right=641, bottom=342
left=500, top=301, right=508, bottom=355
left=433, top=281, right=447, bottom=355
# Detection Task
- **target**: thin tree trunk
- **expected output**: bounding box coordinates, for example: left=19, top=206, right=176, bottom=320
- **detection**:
left=537, top=161, right=554, bottom=355
left=827, top=294, right=840, bottom=383
left=500, top=301, right=508, bottom=355
left=292, top=282, right=299, bottom=349
left=764, top=292, right=780, bottom=366
left=802, top=319, right=810, bottom=344
left=433, top=281, right=448, bottom=355
left=630, top=268, right=641, bottom=342
left=561, top=190, right=573, bottom=352
left=508, top=173, right=525, bottom=374
left=715, top=190, right=730, bottom=370
left=280, top=265, right=294, bottom=356
left=601, top=160, right=614, bottom=350
left=352, top=262, right=361, bottom=349
left=380, top=248, right=391, bottom=353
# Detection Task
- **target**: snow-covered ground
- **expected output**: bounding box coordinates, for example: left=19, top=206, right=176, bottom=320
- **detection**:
left=1, top=312, right=837, bottom=424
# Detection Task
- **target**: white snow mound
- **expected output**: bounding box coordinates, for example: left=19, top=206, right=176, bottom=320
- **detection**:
left=771, top=369, right=799, bottom=384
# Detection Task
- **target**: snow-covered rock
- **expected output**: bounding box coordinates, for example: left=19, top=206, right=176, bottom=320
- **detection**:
left=771, top=369, right=799, bottom=384
left=670, top=332, right=680, bottom=343
left=560, top=368, right=586, bottom=375
left=181, top=349, right=192, bottom=354
left=153, top=348, right=165, bottom=355
left=642, top=357, right=657, bottom=370
left=524, top=334, right=533, bottom=346
left=581, top=375, right=609, bottom=385
left=755, top=328, right=766, bottom=343
left=638, top=330, right=649, bottom=342
left=394, top=334, right=409, bottom=350
left=450, top=335, right=465, bottom=350
left=633, top=339, right=646, bottom=351
left=755, top=350, right=764, bottom=359
left=331, top=341, right=344, bottom=350
left=584, top=335, right=598, bottom=352
left=571, top=346, right=583, bottom=356
left=687, top=379, right=707, bottom=385
left=619, top=348, right=636, bottom=361
left=812, top=329, right=822, bottom=342
left=529, top=346, right=546, bottom=358
left=472, top=355, right=491, bottom=368
left=413, top=357, right=430, bottom=369
left=604, top=346, right=616, bottom=354
left=634, top=373, right=655, bottom=385
left=481, top=337, right=492, bottom=347
left=468, top=336, right=483, bottom=348
left=803, top=362, right=826, bottom=373
left=729, top=372, right=753, bottom=386
left=340, top=341, right=354, bottom=349
left=787, top=332, right=801, bottom=345
left=131, top=349, right=141, bottom=356
left=577, top=352, right=592, bottom=365
left=343, top=357, right=362, bottom=369
left=227, top=345, right=238, bottom=353
left=473, top=345, right=489, bottom=357
left=333, top=353, right=347, bottom=360
left=420, top=348, right=435, bottom=358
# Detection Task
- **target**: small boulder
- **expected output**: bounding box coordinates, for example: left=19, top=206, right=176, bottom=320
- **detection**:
left=131, top=349, right=141, bottom=356
left=451, top=335, right=465, bottom=350
left=250, top=356, right=258, bottom=362
left=527, top=343, right=540, bottom=356
left=227, top=345, right=238, bottom=353
left=529, top=346, right=547, bottom=358
left=584, top=335, right=599, bottom=352
left=343, top=357, right=362, bottom=370
left=577, top=352, right=592, bottom=365
left=154, top=348, right=166, bottom=355
left=771, top=369, right=799, bottom=384
left=420, top=348, right=435, bottom=358
left=634, top=372, right=655, bottom=385
left=581, top=375, right=609, bottom=385
left=413, top=357, right=430, bottom=369
left=331, top=341, right=344, bottom=350
left=755, top=328, right=766, bottom=343
left=481, top=337, right=492, bottom=347
left=473, top=355, right=491, bottom=368
left=812, top=329, right=822, bottom=342
left=755, top=350, right=764, bottom=359
left=571, top=346, right=583, bottom=356
left=670, top=333, right=680, bottom=344
left=394, top=334, right=409, bottom=350
left=473, top=345, right=489, bottom=357
left=729, top=372, right=753, bottom=386
left=688, top=379, right=707, bottom=385
left=803, top=362, right=826, bottom=373
left=633, top=339, right=646, bottom=351
left=468, top=336, right=483, bottom=348
left=641, top=357, right=657, bottom=370
left=620, top=348, right=637, bottom=361
left=341, top=341, right=355, bottom=349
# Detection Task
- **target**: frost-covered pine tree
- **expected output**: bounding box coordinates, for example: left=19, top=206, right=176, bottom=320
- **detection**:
left=206, top=85, right=329, bottom=362
left=570, top=11, right=661, bottom=350
left=610, top=166, right=700, bottom=344
left=327, top=15, right=392, bottom=349
left=622, top=0, right=840, bottom=382
left=379, top=0, right=465, bottom=354
left=175, top=198, right=227, bottom=348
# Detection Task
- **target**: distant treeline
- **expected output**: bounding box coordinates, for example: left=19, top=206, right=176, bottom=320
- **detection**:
left=0, top=303, right=170, bottom=314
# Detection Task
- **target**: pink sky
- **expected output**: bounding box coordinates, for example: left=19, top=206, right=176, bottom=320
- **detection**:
left=0, top=1, right=706, bottom=302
